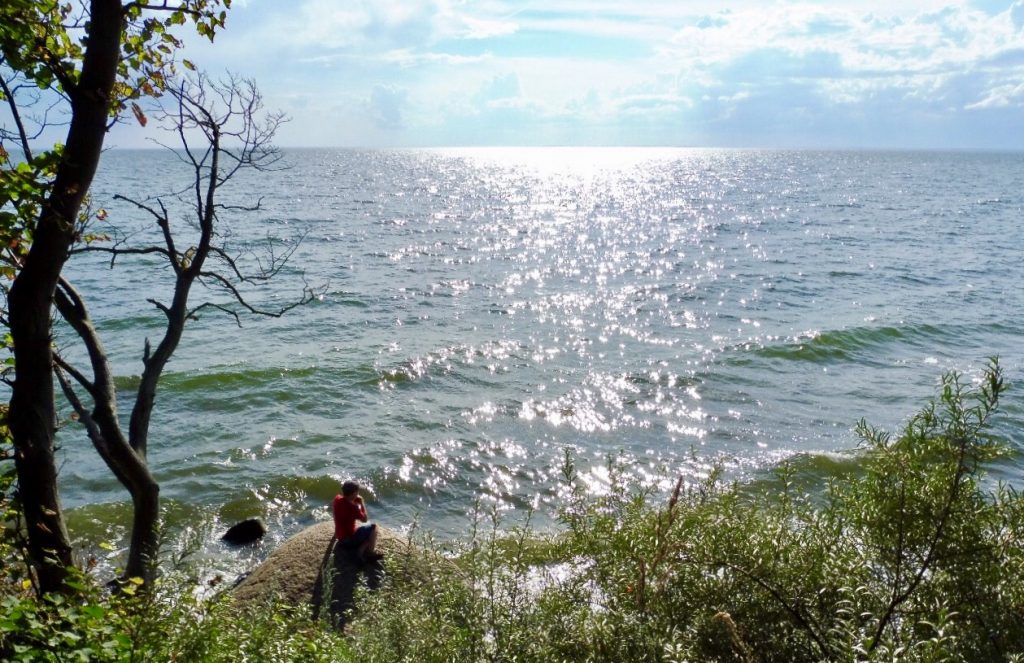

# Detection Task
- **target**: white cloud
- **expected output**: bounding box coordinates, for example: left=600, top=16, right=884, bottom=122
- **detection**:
left=514, top=15, right=675, bottom=42
left=965, top=80, right=1024, bottom=108
left=458, top=15, right=519, bottom=40
left=476, top=73, right=522, bottom=101
left=613, top=93, right=693, bottom=115
left=116, top=0, right=1024, bottom=147
left=289, top=0, right=437, bottom=49
left=1011, top=0, right=1024, bottom=29
left=299, top=49, right=492, bottom=67
left=649, top=3, right=1024, bottom=123
left=263, top=0, right=518, bottom=52
left=367, top=84, right=408, bottom=129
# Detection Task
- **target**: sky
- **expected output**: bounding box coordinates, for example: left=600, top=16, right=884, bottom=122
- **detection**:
left=108, top=0, right=1024, bottom=148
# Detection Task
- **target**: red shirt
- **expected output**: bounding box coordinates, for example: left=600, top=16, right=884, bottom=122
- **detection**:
left=332, top=495, right=367, bottom=541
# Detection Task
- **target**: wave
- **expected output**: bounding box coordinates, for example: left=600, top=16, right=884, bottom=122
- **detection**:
left=742, top=323, right=951, bottom=363
left=160, top=365, right=320, bottom=391
left=237, top=474, right=344, bottom=505
left=369, top=342, right=526, bottom=391
left=740, top=450, right=864, bottom=496
left=121, top=363, right=388, bottom=396
left=95, top=313, right=165, bottom=332
left=114, top=345, right=511, bottom=409
left=326, top=289, right=371, bottom=308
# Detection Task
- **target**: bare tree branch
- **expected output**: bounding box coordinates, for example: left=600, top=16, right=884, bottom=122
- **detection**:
left=194, top=269, right=319, bottom=319
left=213, top=196, right=263, bottom=212
left=205, top=229, right=308, bottom=285
left=69, top=244, right=172, bottom=267
left=52, top=353, right=99, bottom=403
left=188, top=300, right=241, bottom=326
left=111, top=194, right=180, bottom=270
left=54, top=365, right=103, bottom=444
left=146, top=298, right=172, bottom=317
left=0, top=67, right=33, bottom=161
left=110, top=193, right=167, bottom=225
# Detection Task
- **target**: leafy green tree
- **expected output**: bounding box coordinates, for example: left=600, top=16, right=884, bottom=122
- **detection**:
left=0, top=0, right=230, bottom=594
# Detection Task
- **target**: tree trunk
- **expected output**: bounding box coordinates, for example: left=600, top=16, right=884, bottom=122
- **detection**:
left=124, top=473, right=160, bottom=581
left=8, top=426, right=70, bottom=591
left=7, top=0, right=123, bottom=594
left=54, top=278, right=166, bottom=585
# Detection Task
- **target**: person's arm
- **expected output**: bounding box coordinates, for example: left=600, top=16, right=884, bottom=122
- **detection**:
left=355, top=495, right=368, bottom=522
left=331, top=495, right=342, bottom=538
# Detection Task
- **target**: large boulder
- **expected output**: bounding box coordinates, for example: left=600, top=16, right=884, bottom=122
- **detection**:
left=231, top=521, right=409, bottom=625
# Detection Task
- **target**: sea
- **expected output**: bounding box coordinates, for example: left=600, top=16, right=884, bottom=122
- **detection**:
left=47, top=147, right=1024, bottom=576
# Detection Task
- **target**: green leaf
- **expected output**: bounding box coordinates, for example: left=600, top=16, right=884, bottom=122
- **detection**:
left=80, top=605, right=105, bottom=619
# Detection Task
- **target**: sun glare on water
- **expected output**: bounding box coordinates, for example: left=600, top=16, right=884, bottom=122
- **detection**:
left=433, top=146, right=713, bottom=178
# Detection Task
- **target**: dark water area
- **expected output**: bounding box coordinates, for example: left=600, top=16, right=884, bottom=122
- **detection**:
left=43, top=147, right=1024, bottom=575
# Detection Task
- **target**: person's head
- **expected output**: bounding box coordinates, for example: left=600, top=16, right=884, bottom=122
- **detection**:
left=341, top=480, right=360, bottom=498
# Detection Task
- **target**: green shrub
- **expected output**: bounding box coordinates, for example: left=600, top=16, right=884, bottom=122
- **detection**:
left=349, top=360, right=1024, bottom=662
left=0, top=566, right=355, bottom=662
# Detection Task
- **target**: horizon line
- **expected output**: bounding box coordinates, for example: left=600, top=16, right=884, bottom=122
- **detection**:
left=93, top=144, right=1024, bottom=153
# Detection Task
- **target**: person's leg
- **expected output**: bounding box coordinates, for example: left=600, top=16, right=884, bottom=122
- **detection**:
left=339, top=526, right=368, bottom=561
left=356, top=524, right=382, bottom=562
left=367, top=523, right=378, bottom=552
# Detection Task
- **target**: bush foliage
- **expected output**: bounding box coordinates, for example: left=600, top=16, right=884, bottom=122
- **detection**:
left=3, top=361, right=1022, bottom=662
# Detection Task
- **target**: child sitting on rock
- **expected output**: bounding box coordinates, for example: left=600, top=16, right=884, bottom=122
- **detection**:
left=332, top=480, right=383, bottom=563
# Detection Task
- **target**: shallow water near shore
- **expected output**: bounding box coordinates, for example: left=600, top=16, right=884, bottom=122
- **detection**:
left=48, top=147, right=1024, bottom=576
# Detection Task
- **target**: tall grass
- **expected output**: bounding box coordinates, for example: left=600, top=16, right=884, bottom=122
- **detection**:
left=3, top=361, right=1023, bottom=662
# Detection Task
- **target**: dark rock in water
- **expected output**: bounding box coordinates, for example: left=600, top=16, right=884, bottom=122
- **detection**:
left=222, top=518, right=267, bottom=545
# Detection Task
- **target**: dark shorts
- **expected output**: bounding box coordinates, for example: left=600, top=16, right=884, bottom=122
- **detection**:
left=337, top=523, right=375, bottom=549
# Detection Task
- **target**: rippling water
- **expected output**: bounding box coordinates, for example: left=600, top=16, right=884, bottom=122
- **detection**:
left=51, top=147, right=1024, bottom=571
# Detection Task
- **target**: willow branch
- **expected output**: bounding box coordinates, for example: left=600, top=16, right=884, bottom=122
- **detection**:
left=713, top=559, right=831, bottom=658
left=868, top=435, right=970, bottom=652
